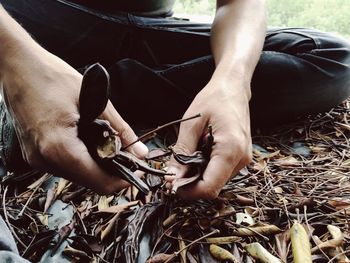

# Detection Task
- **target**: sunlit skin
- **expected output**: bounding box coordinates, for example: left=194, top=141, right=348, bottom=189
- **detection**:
left=0, top=0, right=266, bottom=198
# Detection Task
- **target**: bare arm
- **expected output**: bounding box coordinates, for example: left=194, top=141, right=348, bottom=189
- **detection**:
left=211, top=0, right=266, bottom=92
left=0, top=6, right=148, bottom=194
left=167, top=0, right=266, bottom=199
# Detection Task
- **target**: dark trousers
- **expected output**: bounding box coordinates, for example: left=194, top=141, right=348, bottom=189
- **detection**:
left=2, top=0, right=350, bottom=128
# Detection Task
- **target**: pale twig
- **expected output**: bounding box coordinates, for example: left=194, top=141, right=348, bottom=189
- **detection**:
left=2, top=186, right=27, bottom=249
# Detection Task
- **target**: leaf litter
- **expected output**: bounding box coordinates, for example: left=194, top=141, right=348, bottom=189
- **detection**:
left=0, top=100, right=350, bottom=262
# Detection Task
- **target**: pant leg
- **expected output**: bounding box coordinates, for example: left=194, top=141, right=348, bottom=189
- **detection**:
left=2, top=0, right=350, bottom=127
left=0, top=217, right=30, bottom=263
left=251, top=28, right=350, bottom=126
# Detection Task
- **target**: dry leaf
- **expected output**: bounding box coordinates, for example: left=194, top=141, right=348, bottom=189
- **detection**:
left=341, top=159, right=350, bottom=166
left=233, top=224, right=281, bottom=237
left=257, top=150, right=280, bottom=161
left=209, top=244, right=240, bottom=263
left=245, top=243, right=281, bottom=263
left=236, top=212, right=254, bottom=226
left=97, top=196, right=113, bottom=211
left=275, top=231, right=290, bottom=262
left=171, top=173, right=201, bottom=194
left=37, top=213, right=48, bottom=226
left=55, top=178, right=69, bottom=199
left=27, top=173, right=51, bottom=190
left=218, top=205, right=236, bottom=217
left=290, top=221, right=312, bottom=263
left=252, top=160, right=267, bottom=171
left=52, top=220, right=75, bottom=256
left=206, top=236, right=240, bottom=244
left=146, top=253, right=173, bottom=263
left=63, top=245, right=92, bottom=261
left=328, top=198, right=350, bottom=210
left=100, top=213, right=119, bottom=241
left=163, top=213, right=177, bottom=227
left=178, top=237, right=187, bottom=263
left=97, top=200, right=139, bottom=214
left=43, top=187, right=56, bottom=213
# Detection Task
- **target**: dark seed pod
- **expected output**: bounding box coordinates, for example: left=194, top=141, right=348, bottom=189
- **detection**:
left=79, top=63, right=110, bottom=124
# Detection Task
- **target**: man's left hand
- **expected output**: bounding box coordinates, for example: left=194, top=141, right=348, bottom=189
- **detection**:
left=166, top=76, right=253, bottom=200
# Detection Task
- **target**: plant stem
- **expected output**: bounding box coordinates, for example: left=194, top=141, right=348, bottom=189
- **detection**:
left=122, top=114, right=201, bottom=151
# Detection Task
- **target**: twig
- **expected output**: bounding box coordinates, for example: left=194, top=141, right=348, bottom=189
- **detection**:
left=164, top=229, right=220, bottom=263
left=327, top=250, right=350, bottom=263
left=2, top=186, right=28, bottom=249
left=17, top=185, right=40, bottom=218
left=122, top=114, right=201, bottom=150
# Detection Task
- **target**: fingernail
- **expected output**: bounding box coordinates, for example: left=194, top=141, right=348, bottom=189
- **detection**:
left=130, top=142, right=149, bottom=158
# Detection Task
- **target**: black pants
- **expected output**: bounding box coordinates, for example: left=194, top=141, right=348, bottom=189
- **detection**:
left=2, top=0, right=350, bottom=128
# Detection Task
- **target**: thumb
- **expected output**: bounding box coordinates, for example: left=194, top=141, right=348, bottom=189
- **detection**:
left=168, top=115, right=206, bottom=178
left=101, top=101, right=148, bottom=158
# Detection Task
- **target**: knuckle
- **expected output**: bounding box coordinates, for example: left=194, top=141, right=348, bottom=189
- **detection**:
left=173, top=142, right=192, bottom=155
left=219, top=132, right=252, bottom=164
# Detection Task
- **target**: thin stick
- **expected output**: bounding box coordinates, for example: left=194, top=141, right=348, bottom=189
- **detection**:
left=2, top=186, right=28, bottom=249
left=164, top=229, right=219, bottom=263
left=17, top=185, right=40, bottom=218
left=122, top=113, right=201, bottom=150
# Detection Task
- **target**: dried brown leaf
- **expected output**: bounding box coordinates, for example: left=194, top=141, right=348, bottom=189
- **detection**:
left=171, top=173, right=201, bottom=194
left=146, top=253, right=173, bottom=263
left=232, top=224, right=281, bottom=237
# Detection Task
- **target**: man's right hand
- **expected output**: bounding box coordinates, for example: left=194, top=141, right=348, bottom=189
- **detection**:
left=0, top=7, right=148, bottom=194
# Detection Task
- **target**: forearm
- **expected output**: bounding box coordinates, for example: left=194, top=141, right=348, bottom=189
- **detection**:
left=0, top=5, right=43, bottom=79
left=211, top=0, right=266, bottom=97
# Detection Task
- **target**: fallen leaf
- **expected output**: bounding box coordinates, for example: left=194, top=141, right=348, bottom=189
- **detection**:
left=37, top=213, right=49, bottom=226
left=100, top=213, right=119, bottom=241
left=245, top=243, right=281, bottom=263
left=328, top=198, right=350, bottom=210
left=63, top=245, right=92, bottom=261
left=236, top=212, right=254, bottom=226
left=55, top=178, right=69, bottom=199
left=209, top=244, right=240, bottom=263
left=146, top=253, right=173, bottom=263
left=275, top=231, right=290, bottom=262
left=290, top=221, right=312, bottom=263
left=97, top=195, right=114, bottom=211
left=206, top=236, right=240, bottom=244
left=233, top=224, right=281, bottom=237
left=178, top=237, right=187, bottom=263
left=96, top=200, right=139, bottom=214
left=27, top=173, right=51, bottom=190
left=171, top=173, right=201, bottom=194
left=43, top=186, right=56, bottom=213
left=51, top=219, right=76, bottom=256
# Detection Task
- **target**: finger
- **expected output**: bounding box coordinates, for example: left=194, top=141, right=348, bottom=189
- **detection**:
left=167, top=114, right=207, bottom=177
left=101, top=101, right=148, bottom=159
left=176, top=150, right=241, bottom=200
left=40, top=131, right=130, bottom=195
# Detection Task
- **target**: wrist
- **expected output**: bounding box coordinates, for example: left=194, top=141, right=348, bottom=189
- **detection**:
left=209, top=68, right=252, bottom=102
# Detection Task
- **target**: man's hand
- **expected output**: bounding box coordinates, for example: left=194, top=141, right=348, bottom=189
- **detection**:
left=167, top=76, right=252, bottom=199
left=166, top=0, right=266, bottom=199
left=0, top=7, right=147, bottom=194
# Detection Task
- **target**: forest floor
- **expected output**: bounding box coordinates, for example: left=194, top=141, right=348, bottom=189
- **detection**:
left=1, top=99, right=350, bottom=263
